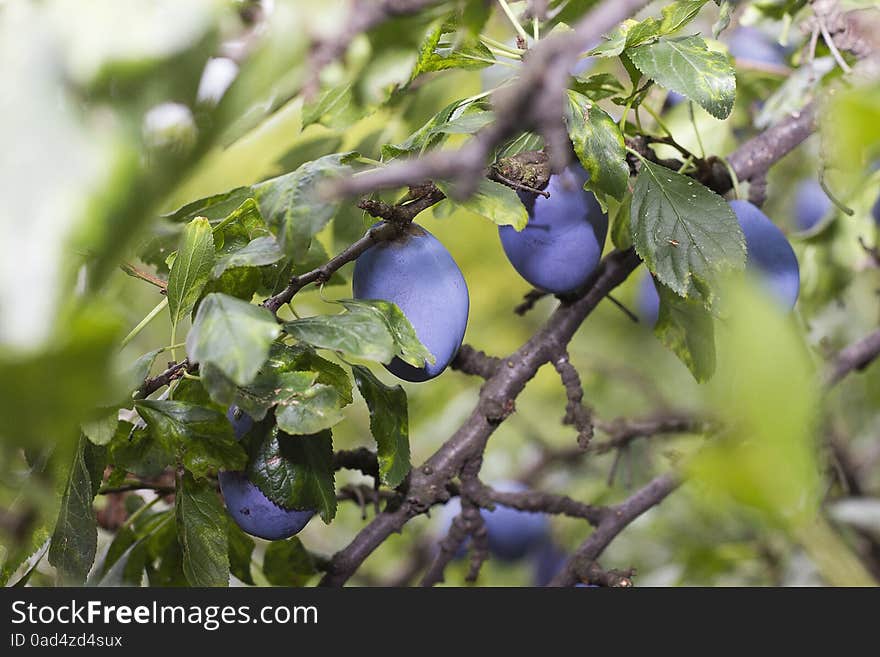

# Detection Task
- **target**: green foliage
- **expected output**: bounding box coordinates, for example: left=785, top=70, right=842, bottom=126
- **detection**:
left=631, top=160, right=745, bottom=304
left=653, top=281, right=716, bottom=381
left=186, top=293, right=281, bottom=386
left=566, top=91, right=629, bottom=203
left=175, top=472, right=229, bottom=587
left=246, top=425, right=337, bottom=523
left=262, top=538, right=317, bottom=587
left=167, top=217, right=215, bottom=336
left=48, top=436, right=106, bottom=585
left=628, top=36, right=737, bottom=119
left=134, top=400, right=246, bottom=478
left=353, top=366, right=411, bottom=488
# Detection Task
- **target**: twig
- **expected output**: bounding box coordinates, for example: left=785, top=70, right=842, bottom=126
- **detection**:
left=552, top=351, right=594, bottom=449
left=824, top=329, right=880, bottom=387
left=548, top=473, right=679, bottom=586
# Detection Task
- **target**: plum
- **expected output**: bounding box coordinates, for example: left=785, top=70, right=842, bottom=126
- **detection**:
left=353, top=223, right=469, bottom=382
left=219, top=407, right=316, bottom=541
left=437, top=482, right=551, bottom=562
left=726, top=27, right=786, bottom=67
left=499, top=165, right=608, bottom=294
left=638, top=269, right=660, bottom=327
left=872, top=193, right=880, bottom=225
left=793, top=179, right=831, bottom=231
left=730, top=200, right=800, bottom=310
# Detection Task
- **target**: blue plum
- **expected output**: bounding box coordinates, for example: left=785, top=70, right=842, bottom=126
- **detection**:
left=726, top=27, right=786, bottom=67
left=730, top=200, right=800, bottom=310
left=499, top=165, right=608, bottom=294
left=664, top=90, right=686, bottom=111
left=872, top=193, right=880, bottom=225
left=794, top=179, right=832, bottom=231
left=438, top=482, right=551, bottom=562
left=219, top=407, right=316, bottom=541
left=532, top=542, right=567, bottom=586
left=637, top=269, right=660, bottom=327
left=353, top=223, right=469, bottom=382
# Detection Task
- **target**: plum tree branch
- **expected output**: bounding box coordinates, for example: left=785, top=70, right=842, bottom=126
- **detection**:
left=330, top=0, right=654, bottom=199
left=547, top=473, right=679, bottom=586
left=317, top=93, right=825, bottom=585
left=824, top=328, right=880, bottom=387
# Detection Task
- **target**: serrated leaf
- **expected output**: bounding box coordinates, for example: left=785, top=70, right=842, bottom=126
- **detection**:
left=284, top=308, right=396, bottom=364
left=81, top=410, right=118, bottom=446
left=167, top=217, right=215, bottom=333
left=135, top=400, right=246, bottom=479
left=212, top=236, right=284, bottom=278
left=163, top=187, right=254, bottom=224
left=253, top=153, right=355, bottom=262
left=382, top=99, right=485, bottom=160
left=108, top=422, right=177, bottom=479
left=263, top=538, right=317, bottom=587
left=186, top=293, right=281, bottom=386
left=659, top=1, right=711, bottom=34
left=338, top=299, right=434, bottom=368
left=566, top=91, right=629, bottom=202
left=302, top=83, right=360, bottom=130
left=589, top=19, right=639, bottom=57
left=570, top=73, right=626, bottom=101
left=122, top=348, right=162, bottom=395
left=410, top=23, right=495, bottom=81
left=227, top=519, right=255, bottom=585
left=48, top=436, right=106, bottom=585
left=435, top=178, right=529, bottom=230
left=176, top=472, right=229, bottom=587
left=653, top=280, right=716, bottom=381
left=631, top=160, right=745, bottom=303
left=628, top=35, right=736, bottom=119
left=247, top=426, right=336, bottom=523
left=202, top=343, right=353, bottom=427
left=352, top=366, right=410, bottom=488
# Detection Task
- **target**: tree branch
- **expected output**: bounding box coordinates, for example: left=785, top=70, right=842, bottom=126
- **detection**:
left=548, top=473, right=679, bottom=586
left=330, top=0, right=654, bottom=199
left=824, top=329, right=880, bottom=387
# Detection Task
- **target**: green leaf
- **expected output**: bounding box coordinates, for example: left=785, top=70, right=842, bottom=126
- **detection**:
left=628, top=35, right=736, bottom=120
left=589, top=19, right=639, bottom=57
left=284, top=308, right=395, bottom=364
left=410, top=23, right=495, bottom=81
left=202, top=343, right=353, bottom=428
left=121, top=348, right=162, bottom=395
left=659, top=1, right=711, bottom=34
left=227, top=519, right=255, bottom=585
left=212, top=236, right=284, bottom=278
left=609, top=195, right=633, bottom=249
left=435, top=178, right=529, bottom=230
left=338, top=299, right=434, bottom=368
left=382, top=99, right=488, bottom=160
left=352, top=366, right=410, bottom=488
left=565, top=91, right=629, bottom=203
left=653, top=281, right=716, bottom=381
left=570, top=73, right=626, bottom=101
left=81, top=410, right=118, bottom=447
left=186, top=293, right=281, bottom=387
left=135, top=400, right=246, bottom=479
left=175, top=472, right=229, bottom=587
left=167, top=217, right=215, bottom=335
left=247, top=425, right=336, bottom=523
left=48, top=436, right=106, bottom=585
left=108, top=422, right=177, bottom=479
left=262, top=538, right=317, bottom=586
left=254, top=153, right=355, bottom=262
left=163, top=187, right=254, bottom=224
left=302, top=83, right=360, bottom=130
left=630, top=160, right=745, bottom=304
